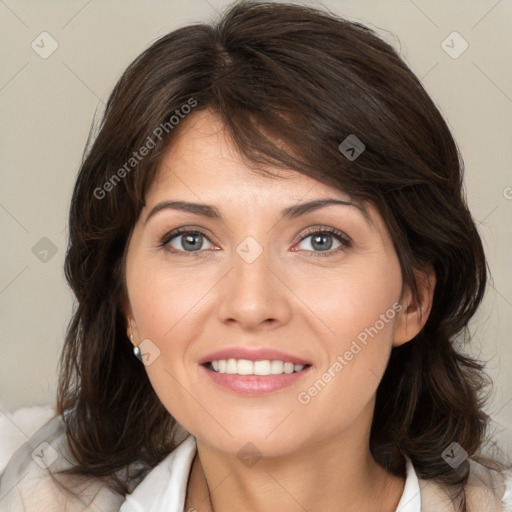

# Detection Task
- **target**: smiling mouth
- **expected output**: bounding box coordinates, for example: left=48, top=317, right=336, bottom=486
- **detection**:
left=202, top=360, right=313, bottom=376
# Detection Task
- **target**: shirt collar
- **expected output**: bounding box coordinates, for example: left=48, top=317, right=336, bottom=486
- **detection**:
left=120, top=435, right=421, bottom=512
left=396, top=455, right=422, bottom=511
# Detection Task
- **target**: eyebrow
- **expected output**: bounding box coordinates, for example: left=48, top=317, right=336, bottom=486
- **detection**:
left=143, top=198, right=373, bottom=228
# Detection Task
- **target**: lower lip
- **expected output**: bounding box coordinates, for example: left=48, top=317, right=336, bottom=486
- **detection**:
left=199, top=364, right=313, bottom=395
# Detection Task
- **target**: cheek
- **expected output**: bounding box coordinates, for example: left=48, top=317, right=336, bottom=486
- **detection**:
left=336, top=273, right=400, bottom=351
left=291, top=254, right=401, bottom=346
left=127, top=253, right=211, bottom=339
left=125, top=257, right=210, bottom=421
left=125, top=254, right=215, bottom=396
left=293, top=255, right=402, bottom=393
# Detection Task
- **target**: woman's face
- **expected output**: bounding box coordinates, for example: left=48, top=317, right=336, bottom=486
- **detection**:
left=123, top=109, right=427, bottom=457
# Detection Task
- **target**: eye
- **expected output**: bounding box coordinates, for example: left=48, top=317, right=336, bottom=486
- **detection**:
left=161, top=228, right=216, bottom=255
left=294, top=227, right=351, bottom=257
left=160, top=226, right=351, bottom=257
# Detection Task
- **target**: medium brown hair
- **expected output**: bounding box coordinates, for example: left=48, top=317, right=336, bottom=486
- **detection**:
left=57, top=1, right=507, bottom=509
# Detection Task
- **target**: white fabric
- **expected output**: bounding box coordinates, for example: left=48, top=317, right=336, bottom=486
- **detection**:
left=0, top=415, right=131, bottom=511
left=0, top=404, right=56, bottom=474
left=119, top=435, right=198, bottom=512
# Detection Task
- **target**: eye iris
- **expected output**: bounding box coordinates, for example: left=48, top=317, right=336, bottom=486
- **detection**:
left=182, top=233, right=202, bottom=251
left=311, top=233, right=333, bottom=251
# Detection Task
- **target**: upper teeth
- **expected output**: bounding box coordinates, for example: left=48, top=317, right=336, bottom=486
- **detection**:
left=210, top=359, right=305, bottom=375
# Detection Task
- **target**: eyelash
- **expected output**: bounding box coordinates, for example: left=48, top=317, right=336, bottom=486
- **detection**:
left=160, top=226, right=351, bottom=258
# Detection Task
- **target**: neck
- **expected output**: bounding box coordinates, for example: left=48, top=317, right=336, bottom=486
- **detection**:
left=184, top=422, right=405, bottom=512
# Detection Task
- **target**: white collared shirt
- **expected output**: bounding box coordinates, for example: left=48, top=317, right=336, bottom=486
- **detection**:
left=119, top=435, right=422, bottom=512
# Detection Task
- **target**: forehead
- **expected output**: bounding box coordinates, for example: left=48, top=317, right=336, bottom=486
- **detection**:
left=142, top=109, right=384, bottom=240
left=147, top=109, right=344, bottom=200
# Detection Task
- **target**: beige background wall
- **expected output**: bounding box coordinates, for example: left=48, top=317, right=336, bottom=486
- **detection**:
left=1, top=0, right=511, bottom=447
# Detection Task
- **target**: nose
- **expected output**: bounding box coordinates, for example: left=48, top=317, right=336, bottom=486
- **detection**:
left=216, top=241, right=292, bottom=331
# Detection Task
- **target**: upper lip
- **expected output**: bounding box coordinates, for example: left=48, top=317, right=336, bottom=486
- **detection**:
left=198, top=347, right=312, bottom=366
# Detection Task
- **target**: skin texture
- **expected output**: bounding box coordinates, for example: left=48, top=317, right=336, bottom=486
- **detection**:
left=123, top=109, right=436, bottom=512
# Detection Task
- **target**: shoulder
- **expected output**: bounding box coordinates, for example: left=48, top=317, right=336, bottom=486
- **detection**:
left=418, top=459, right=512, bottom=512
left=0, top=414, right=125, bottom=512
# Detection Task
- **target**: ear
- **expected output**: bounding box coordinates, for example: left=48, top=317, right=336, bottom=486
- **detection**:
left=393, top=266, right=436, bottom=347
left=120, top=295, right=137, bottom=346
